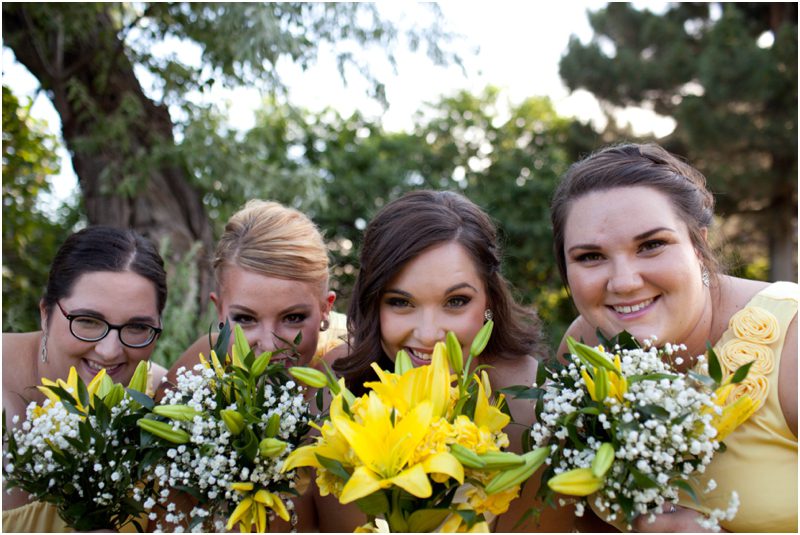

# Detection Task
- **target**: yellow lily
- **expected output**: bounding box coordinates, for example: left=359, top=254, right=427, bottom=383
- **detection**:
left=226, top=483, right=289, bottom=532
left=330, top=391, right=463, bottom=503
left=580, top=353, right=626, bottom=405
left=38, top=366, right=106, bottom=414
left=547, top=467, right=604, bottom=496
left=439, top=506, right=491, bottom=532
left=472, top=372, right=510, bottom=434
left=365, top=342, right=453, bottom=419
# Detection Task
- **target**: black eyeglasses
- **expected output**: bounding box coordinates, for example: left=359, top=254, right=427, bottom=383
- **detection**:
left=56, top=302, right=162, bottom=348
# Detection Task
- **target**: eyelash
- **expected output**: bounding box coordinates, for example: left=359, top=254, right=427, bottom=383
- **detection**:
left=385, top=297, right=411, bottom=308
left=284, top=313, right=307, bottom=324
left=231, top=314, right=256, bottom=325
left=639, top=239, right=667, bottom=252
left=446, top=296, right=471, bottom=308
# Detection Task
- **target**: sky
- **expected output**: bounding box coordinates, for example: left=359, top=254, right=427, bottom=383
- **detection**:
left=2, top=1, right=675, bottom=208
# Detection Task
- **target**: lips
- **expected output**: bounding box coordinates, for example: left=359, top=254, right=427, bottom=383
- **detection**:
left=405, top=347, right=433, bottom=367
left=82, top=358, right=124, bottom=376
left=609, top=297, right=656, bottom=315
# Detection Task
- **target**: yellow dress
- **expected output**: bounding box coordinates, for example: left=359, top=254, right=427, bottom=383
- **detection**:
left=3, top=365, right=163, bottom=533
left=311, top=310, right=348, bottom=364
left=679, top=281, right=798, bottom=532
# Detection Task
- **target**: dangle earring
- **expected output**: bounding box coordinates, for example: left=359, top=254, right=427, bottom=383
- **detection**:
left=484, top=309, right=494, bottom=323
left=40, top=332, right=48, bottom=363
left=320, top=319, right=330, bottom=332
left=701, top=266, right=710, bottom=288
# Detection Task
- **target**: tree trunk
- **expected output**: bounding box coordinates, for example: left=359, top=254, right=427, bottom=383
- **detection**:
left=3, top=4, right=214, bottom=309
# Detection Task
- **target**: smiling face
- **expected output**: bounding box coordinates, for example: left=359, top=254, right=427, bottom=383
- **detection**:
left=563, top=186, right=711, bottom=347
left=379, top=242, right=488, bottom=367
left=41, top=270, right=161, bottom=386
left=212, top=264, right=333, bottom=366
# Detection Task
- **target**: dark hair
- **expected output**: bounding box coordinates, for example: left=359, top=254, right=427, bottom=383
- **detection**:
left=41, top=226, right=168, bottom=322
left=551, top=143, right=720, bottom=287
left=334, top=190, right=545, bottom=392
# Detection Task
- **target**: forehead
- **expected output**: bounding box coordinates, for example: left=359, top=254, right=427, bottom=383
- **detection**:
left=218, top=265, right=323, bottom=307
left=564, top=186, right=687, bottom=243
left=387, top=242, right=484, bottom=291
left=67, top=271, right=158, bottom=314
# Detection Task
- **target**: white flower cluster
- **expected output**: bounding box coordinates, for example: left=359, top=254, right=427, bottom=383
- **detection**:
left=5, top=396, right=144, bottom=510
left=532, top=343, right=737, bottom=532
left=144, top=364, right=310, bottom=532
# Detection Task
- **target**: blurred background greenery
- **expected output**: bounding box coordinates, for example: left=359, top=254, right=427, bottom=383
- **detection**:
left=2, top=3, right=796, bottom=367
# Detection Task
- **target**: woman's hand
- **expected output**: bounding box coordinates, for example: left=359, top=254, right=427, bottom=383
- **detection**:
left=633, top=505, right=728, bottom=533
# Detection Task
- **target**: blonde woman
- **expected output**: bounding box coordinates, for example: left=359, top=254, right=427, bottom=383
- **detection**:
left=163, top=199, right=356, bottom=531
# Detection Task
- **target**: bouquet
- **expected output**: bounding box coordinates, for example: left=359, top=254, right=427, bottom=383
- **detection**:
left=3, top=361, right=158, bottom=531
left=139, top=323, right=316, bottom=532
left=528, top=333, right=756, bottom=532
left=283, top=321, right=549, bottom=533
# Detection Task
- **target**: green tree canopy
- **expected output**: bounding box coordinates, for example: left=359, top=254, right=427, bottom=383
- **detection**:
left=560, top=2, right=797, bottom=281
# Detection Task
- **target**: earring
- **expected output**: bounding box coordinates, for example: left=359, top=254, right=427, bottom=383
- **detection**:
left=320, top=319, right=330, bottom=332
left=484, top=309, right=494, bottom=323
left=701, top=267, right=710, bottom=288
left=40, top=332, right=48, bottom=363
left=218, top=321, right=225, bottom=330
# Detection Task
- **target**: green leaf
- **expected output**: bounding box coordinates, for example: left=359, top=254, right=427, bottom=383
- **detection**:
left=707, top=343, right=722, bottom=384
left=355, top=490, right=389, bottom=516
left=233, top=427, right=259, bottom=463
left=687, top=370, right=717, bottom=388
left=730, top=360, right=754, bottom=384
left=408, top=508, right=451, bottom=532
left=315, top=454, right=351, bottom=482
left=637, top=404, right=671, bottom=419
left=672, top=478, right=699, bottom=504
left=213, top=320, right=231, bottom=357
left=76, top=375, right=90, bottom=409
left=627, top=373, right=678, bottom=384
left=233, top=323, right=252, bottom=363
left=629, top=466, right=659, bottom=488
left=125, top=388, right=155, bottom=410
left=497, top=385, right=543, bottom=400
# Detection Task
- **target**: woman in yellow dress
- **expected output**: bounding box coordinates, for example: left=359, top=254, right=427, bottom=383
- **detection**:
left=551, top=143, right=797, bottom=532
left=162, top=199, right=354, bottom=531
left=331, top=189, right=575, bottom=531
left=3, top=226, right=169, bottom=532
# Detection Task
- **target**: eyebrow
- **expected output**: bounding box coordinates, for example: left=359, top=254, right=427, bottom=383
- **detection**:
left=384, top=282, right=479, bottom=297
left=567, top=227, right=677, bottom=253
left=67, top=307, right=158, bottom=324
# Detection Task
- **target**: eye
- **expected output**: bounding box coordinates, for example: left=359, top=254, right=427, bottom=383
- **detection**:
left=384, top=297, right=412, bottom=308
left=445, top=296, right=471, bottom=308
left=639, top=239, right=667, bottom=253
left=574, top=252, right=604, bottom=263
left=284, top=313, right=307, bottom=324
left=231, top=313, right=256, bottom=326
left=123, top=323, right=151, bottom=335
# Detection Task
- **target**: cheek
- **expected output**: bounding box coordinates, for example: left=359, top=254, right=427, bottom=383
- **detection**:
left=568, top=269, right=604, bottom=307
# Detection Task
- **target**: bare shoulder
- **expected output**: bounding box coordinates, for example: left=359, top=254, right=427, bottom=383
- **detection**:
left=319, top=342, right=349, bottom=368
left=557, top=315, right=598, bottom=356
left=717, top=275, right=770, bottom=311
left=2, top=332, right=39, bottom=422
left=779, top=313, right=797, bottom=436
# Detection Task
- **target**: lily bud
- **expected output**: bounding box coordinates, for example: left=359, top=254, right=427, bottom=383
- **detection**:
left=289, top=367, right=328, bottom=388
left=259, top=437, right=288, bottom=457
left=547, top=467, right=603, bottom=496
left=394, top=350, right=413, bottom=375
left=153, top=404, right=203, bottom=421
left=591, top=443, right=615, bottom=479
left=221, top=409, right=246, bottom=435
left=127, top=361, right=149, bottom=393
left=445, top=331, right=464, bottom=375
left=137, top=418, right=190, bottom=444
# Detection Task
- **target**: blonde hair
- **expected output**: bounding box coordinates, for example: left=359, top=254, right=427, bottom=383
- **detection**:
left=213, top=200, right=329, bottom=291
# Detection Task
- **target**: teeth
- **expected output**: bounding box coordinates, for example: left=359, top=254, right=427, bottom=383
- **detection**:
left=613, top=298, right=653, bottom=314
left=85, top=360, right=121, bottom=372
left=408, top=348, right=432, bottom=361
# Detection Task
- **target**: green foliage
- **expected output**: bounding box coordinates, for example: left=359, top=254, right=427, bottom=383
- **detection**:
left=560, top=2, right=797, bottom=281
left=2, top=85, right=81, bottom=332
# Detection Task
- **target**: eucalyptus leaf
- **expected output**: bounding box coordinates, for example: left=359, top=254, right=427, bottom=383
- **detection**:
left=672, top=478, right=699, bottom=504
left=730, top=360, right=754, bottom=384
left=125, top=388, right=155, bottom=410
left=707, top=343, right=722, bottom=384
left=316, top=454, right=351, bottom=482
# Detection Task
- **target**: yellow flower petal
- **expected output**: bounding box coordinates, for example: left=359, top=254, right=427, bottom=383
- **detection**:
left=340, top=466, right=385, bottom=503
left=547, top=467, right=604, bottom=496
left=387, top=462, right=432, bottom=498
left=226, top=496, right=253, bottom=530
left=422, top=452, right=464, bottom=484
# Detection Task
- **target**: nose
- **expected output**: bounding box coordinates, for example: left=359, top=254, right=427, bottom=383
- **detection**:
left=607, top=258, right=644, bottom=294
left=413, top=309, right=446, bottom=347
left=245, top=324, right=280, bottom=355
left=94, top=331, right=125, bottom=361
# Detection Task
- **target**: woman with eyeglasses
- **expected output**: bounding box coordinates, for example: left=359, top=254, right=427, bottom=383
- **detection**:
left=2, top=225, right=168, bottom=532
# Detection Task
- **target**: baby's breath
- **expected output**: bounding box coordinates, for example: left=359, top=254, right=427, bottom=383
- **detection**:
left=531, top=339, right=739, bottom=532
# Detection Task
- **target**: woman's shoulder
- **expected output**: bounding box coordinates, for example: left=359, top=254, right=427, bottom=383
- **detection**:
left=2, top=331, right=38, bottom=388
